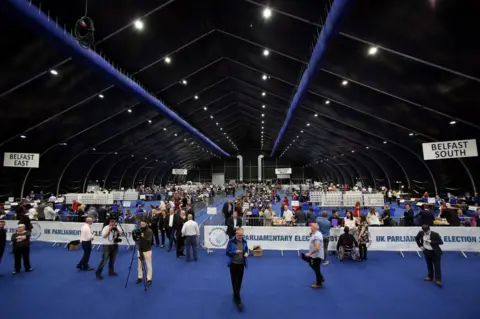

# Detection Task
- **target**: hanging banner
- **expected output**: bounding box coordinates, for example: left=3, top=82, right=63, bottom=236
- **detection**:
left=276, top=174, right=291, bottom=179
left=172, top=169, right=188, bottom=175
left=204, top=226, right=480, bottom=251
left=275, top=168, right=292, bottom=174
left=4, top=221, right=135, bottom=245
left=422, top=139, right=478, bottom=160
left=3, top=152, right=40, bottom=168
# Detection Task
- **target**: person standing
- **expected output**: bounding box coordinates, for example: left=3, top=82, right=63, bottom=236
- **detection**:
left=223, top=200, right=234, bottom=225
left=136, top=220, right=153, bottom=286
left=0, top=220, right=6, bottom=273
left=77, top=217, right=94, bottom=271
left=95, top=218, right=119, bottom=280
left=181, top=214, right=200, bottom=261
left=166, top=208, right=179, bottom=252
left=226, top=211, right=242, bottom=238
left=226, top=228, right=249, bottom=308
left=317, top=212, right=331, bottom=265
left=357, top=215, right=369, bottom=261
left=415, top=225, right=443, bottom=287
left=302, top=223, right=325, bottom=288
left=11, top=224, right=33, bottom=274
left=176, top=211, right=187, bottom=258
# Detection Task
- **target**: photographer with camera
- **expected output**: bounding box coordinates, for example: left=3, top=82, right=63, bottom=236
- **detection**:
left=96, top=218, right=120, bottom=280
left=135, top=220, right=153, bottom=286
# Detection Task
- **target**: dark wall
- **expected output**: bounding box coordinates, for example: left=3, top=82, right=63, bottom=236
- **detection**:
left=184, top=151, right=319, bottom=183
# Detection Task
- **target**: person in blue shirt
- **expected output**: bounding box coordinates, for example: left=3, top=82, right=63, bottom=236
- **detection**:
left=226, top=227, right=249, bottom=308
left=303, top=223, right=325, bottom=288
left=317, top=211, right=331, bottom=265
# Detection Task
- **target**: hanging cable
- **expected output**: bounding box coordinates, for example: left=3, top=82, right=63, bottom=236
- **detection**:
left=74, top=0, right=95, bottom=49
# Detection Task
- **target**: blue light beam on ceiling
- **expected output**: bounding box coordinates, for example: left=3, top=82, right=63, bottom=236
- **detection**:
left=4, top=0, right=229, bottom=157
left=270, top=0, right=353, bottom=156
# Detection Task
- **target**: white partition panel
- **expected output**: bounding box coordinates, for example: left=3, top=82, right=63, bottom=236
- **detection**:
left=363, top=193, right=385, bottom=207
left=343, top=192, right=363, bottom=207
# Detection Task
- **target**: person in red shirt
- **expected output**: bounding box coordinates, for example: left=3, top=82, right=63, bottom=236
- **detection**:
left=283, top=197, right=289, bottom=207
left=354, top=201, right=361, bottom=223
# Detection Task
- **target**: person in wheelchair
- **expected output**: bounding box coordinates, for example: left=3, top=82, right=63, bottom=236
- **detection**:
left=337, top=226, right=359, bottom=261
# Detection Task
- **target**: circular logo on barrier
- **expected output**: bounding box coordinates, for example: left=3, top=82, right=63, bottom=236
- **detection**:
left=208, top=227, right=228, bottom=248
left=30, top=222, right=42, bottom=241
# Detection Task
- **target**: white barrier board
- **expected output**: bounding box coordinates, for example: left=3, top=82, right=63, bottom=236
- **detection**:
left=204, top=226, right=480, bottom=252
left=4, top=221, right=135, bottom=245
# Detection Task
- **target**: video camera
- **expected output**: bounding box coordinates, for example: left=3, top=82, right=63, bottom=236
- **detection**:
left=132, top=228, right=142, bottom=242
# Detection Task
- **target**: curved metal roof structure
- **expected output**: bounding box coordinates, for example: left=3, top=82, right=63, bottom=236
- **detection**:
left=0, top=0, right=479, bottom=197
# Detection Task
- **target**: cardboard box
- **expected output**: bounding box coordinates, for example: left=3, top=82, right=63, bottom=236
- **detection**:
left=253, top=248, right=262, bottom=257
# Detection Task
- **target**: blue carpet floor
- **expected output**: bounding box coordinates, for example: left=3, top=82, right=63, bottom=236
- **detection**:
left=1, top=191, right=479, bottom=318
left=1, top=244, right=479, bottom=319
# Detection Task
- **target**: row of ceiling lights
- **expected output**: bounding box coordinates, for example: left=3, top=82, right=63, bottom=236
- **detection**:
left=41, top=10, right=460, bottom=161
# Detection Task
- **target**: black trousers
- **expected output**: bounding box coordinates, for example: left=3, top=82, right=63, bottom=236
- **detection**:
left=14, top=247, right=31, bottom=272
left=96, top=244, right=118, bottom=274
left=176, top=231, right=184, bottom=257
left=160, top=229, right=166, bottom=246
left=151, top=226, right=160, bottom=246
left=0, top=247, right=4, bottom=264
left=309, top=257, right=324, bottom=285
left=424, top=250, right=442, bottom=281
left=359, top=244, right=367, bottom=259
left=78, top=241, right=92, bottom=268
left=229, top=263, right=245, bottom=300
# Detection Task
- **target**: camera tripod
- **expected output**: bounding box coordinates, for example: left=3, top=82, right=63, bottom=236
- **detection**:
left=125, top=242, right=148, bottom=291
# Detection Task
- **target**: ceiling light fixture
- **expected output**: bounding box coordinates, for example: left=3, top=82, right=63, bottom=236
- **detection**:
left=409, top=133, right=414, bottom=136
left=263, top=49, right=270, bottom=57
left=134, top=19, right=144, bottom=30
left=263, top=8, right=272, bottom=19
left=20, top=135, right=26, bottom=139
left=325, top=100, right=330, bottom=105
left=368, top=46, right=378, bottom=56
left=194, top=95, right=199, bottom=100
left=181, top=79, right=187, bottom=85
left=262, top=92, right=266, bottom=96
left=203, top=107, right=207, bottom=111
left=314, top=114, right=318, bottom=117
left=92, top=148, right=96, bottom=151
left=449, top=120, right=456, bottom=125
left=210, top=115, right=214, bottom=119
left=164, top=56, right=171, bottom=64
left=262, top=74, right=267, bottom=80
left=148, top=120, right=152, bottom=123
left=50, top=69, right=58, bottom=75
left=127, top=109, right=132, bottom=113
left=261, top=114, right=265, bottom=117
left=98, top=94, right=104, bottom=99
left=342, top=80, right=348, bottom=86
left=383, top=141, right=387, bottom=144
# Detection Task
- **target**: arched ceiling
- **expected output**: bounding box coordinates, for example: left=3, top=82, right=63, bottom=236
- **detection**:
left=0, top=0, right=479, bottom=194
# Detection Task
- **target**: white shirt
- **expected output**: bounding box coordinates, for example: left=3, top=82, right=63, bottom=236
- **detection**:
left=233, top=218, right=238, bottom=228
left=49, top=195, right=57, bottom=202
left=169, top=214, right=174, bottom=227
left=368, top=212, right=380, bottom=225
left=283, top=209, right=293, bottom=222
left=28, top=208, right=36, bottom=219
left=44, top=206, right=56, bottom=220
left=423, top=232, right=433, bottom=250
left=182, top=220, right=200, bottom=236
left=80, top=223, right=94, bottom=242
left=102, top=225, right=115, bottom=245
left=344, top=218, right=356, bottom=228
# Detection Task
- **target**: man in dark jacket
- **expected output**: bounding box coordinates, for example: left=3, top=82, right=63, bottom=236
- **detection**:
left=223, top=200, right=234, bottom=225
left=11, top=224, right=32, bottom=274
left=403, top=204, right=414, bottom=226
left=136, top=220, right=153, bottom=286
left=415, top=205, right=435, bottom=226
left=0, top=220, right=6, bottom=269
left=415, top=225, right=443, bottom=287
left=226, top=211, right=242, bottom=238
